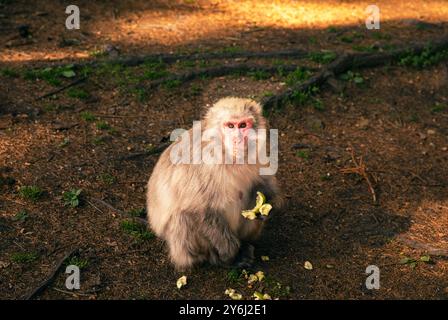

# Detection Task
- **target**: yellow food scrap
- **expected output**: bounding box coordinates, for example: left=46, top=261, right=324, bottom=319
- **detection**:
left=241, top=191, right=273, bottom=220
left=241, top=210, right=257, bottom=220
left=255, top=271, right=265, bottom=282
left=253, top=291, right=272, bottom=300
left=304, top=261, right=313, bottom=270
left=261, top=256, right=270, bottom=261
left=176, top=275, right=187, bottom=289
left=225, top=288, right=243, bottom=300
left=255, top=192, right=266, bottom=210
left=259, top=204, right=272, bottom=216
left=247, top=274, right=258, bottom=285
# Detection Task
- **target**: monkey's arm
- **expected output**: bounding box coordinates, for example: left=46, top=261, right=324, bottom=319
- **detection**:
left=200, top=211, right=240, bottom=264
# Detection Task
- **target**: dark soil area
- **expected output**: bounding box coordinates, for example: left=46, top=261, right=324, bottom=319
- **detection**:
left=1, top=0, right=448, bottom=300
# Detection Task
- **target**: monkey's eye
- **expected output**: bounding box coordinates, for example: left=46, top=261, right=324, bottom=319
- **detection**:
left=238, top=122, right=247, bottom=129
left=227, top=123, right=235, bottom=128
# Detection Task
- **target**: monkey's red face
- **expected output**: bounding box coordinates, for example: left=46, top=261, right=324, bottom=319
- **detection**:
left=222, top=118, right=254, bottom=156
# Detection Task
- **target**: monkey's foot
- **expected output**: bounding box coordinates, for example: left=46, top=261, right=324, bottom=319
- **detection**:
left=233, top=243, right=255, bottom=269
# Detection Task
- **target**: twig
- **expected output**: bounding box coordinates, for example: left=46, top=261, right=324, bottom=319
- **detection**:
left=22, top=248, right=77, bottom=300
left=90, top=197, right=126, bottom=215
left=52, top=287, right=96, bottom=297
left=89, top=198, right=147, bottom=224
left=119, top=142, right=170, bottom=161
left=35, top=77, right=87, bottom=101
left=396, top=235, right=448, bottom=257
left=340, top=146, right=377, bottom=204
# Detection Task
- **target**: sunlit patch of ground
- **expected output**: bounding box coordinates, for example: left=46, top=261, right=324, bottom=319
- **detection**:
left=2, top=0, right=448, bottom=62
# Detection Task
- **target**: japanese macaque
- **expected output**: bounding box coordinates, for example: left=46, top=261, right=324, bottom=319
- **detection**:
left=146, top=97, right=281, bottom=270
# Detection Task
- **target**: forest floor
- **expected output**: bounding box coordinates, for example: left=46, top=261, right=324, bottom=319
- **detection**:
left=1, top=0, right=448, bottom=300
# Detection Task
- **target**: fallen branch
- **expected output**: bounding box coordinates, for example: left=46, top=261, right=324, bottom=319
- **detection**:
left=340, top=146, right=377, bottom=204
left=139, top=63, right=309, bottom=91
left=23, top=249, right=77, bottom=300
left=396, top=235, right=448, bottom=257
left=35, top=77, right=86, bottom=101
left=43, top=49, right=308, bottom=70
left=262, top=36, right=448, bottom=109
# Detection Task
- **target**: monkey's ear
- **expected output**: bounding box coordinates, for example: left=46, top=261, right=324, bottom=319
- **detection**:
left=247, top=101, right=263, bottom=115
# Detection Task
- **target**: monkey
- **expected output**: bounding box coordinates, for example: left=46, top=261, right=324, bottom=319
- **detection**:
left=146, top=97, right=281, bottom=271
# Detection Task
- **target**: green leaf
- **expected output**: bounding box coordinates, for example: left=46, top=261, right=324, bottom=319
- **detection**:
left=420, top=255, right=431, bottom=262
left=354, top=76, right=364, bottom=84
left=400, top=257, right=411, bottom=264
left=61, top=70, right=76, bottom=78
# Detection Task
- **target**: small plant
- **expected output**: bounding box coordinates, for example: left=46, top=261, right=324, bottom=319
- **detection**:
left=290, top=86, right=318, bottom=106
left=128, top=208, right=146, bottom=218
left=308, top=51, right=336, bottom=64
left=89, top=48, right=107, bottom=58
left=312, top=99, right=325, bottom=111
left=59, top=137, right=70, bottom=148
left=431, top=103, right=446, bottom=113
left=96, top=121, right=111, bottom=130
left=339, top=31, right=363, bottom=44
left=340, top=71, right=364, bottom=85
left=189, top=84, right=202, bottom=96
left=11, top=252, right=38, bottom=264
left=92, top=136, right=106, bottom=145
left=352, top=44, right=379, bottom=53
left=220, top=46, right=242, bottom=54
left=296, top=150, right=309, bottom=160
left=264, top=277, right=291, bottom=298
left=131, top=87, right=148, bottom=102
left=12, top=210, right=28, bottom=222
left=80, top=111, right=96, bottom=122
left=227, top=269, right=243, bottom=283
left=66, top=256, right=89, bottom=269
left=177, top=60, right=196, bottom=68
left=371, top=32, right=391, bottom=41
left=249, top=70, right=270, bottom=80
left=24, top=64, right=76, bottom=86
left=399, top=47, right=448, bottom=69
left=163, top=79, right=181, bottom=89
left=121, top=220, right=154, bottom=241
left=285, top=67, right=311, bottom=86
left=142, top=59, right=169, bottom=80
left=98, top=173, right=116, bottom=185
left=67, top=88, right=89, bottom=99
left=19, top=186, right=43, bottom=202
left=1, top=68, right=19, bottom=78
left=63, top=189, right=82, bottom=208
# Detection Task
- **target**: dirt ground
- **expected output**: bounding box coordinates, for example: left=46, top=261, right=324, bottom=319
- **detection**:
left=1, top=0, right=448, bottom=300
